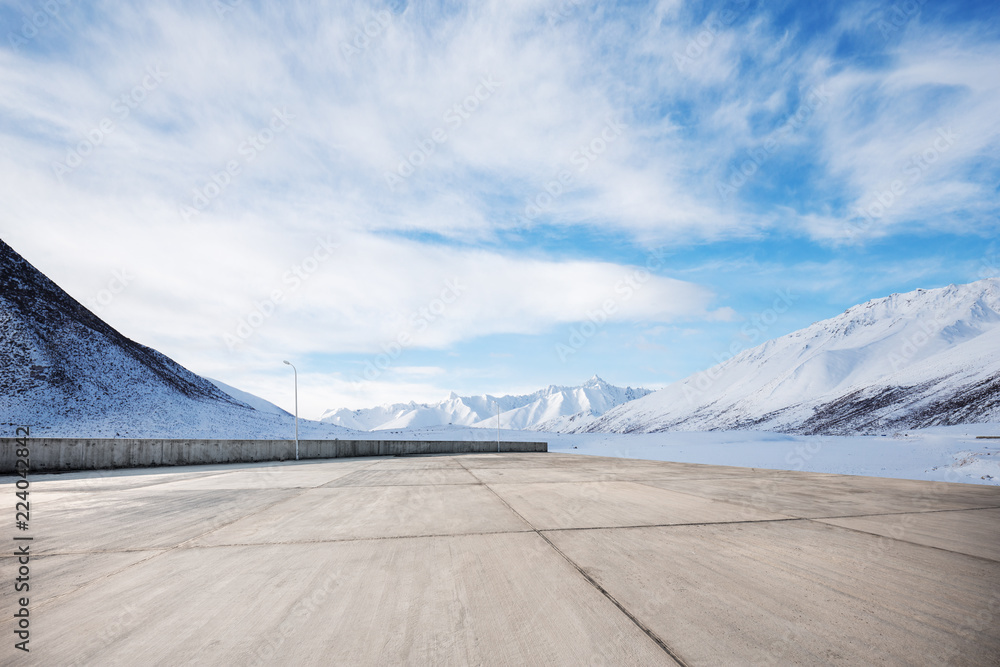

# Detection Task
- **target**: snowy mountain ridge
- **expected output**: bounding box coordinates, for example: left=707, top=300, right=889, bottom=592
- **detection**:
left=319, top=375, right=652, bottom=431
left=6, top=232, right=996, bottom=440
left=578, top=279, right=1000, bottom=435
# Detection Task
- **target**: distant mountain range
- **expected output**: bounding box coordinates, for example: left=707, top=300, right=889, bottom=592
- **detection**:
left=319, top=375, right=652, bottom=431
left=0, top=238, right=347, bottom=439
left=4, top=235, right=997, bottom=439
left=578, top=279, right=1000, bottom=435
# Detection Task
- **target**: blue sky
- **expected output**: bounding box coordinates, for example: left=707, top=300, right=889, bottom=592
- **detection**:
left=2, top=0, right=999, bottom=418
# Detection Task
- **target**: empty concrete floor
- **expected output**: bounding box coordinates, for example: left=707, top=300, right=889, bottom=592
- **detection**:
left=2, top=453, right=999, bottom=665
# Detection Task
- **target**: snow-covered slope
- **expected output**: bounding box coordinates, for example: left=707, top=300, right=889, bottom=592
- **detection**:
left=207, top=378, right=292, bottom=417
left=582, top=279, right=1000, bottom=435
left=320, top=375, right=651, bottom=431
left=0, top=238, right=350, bottom=439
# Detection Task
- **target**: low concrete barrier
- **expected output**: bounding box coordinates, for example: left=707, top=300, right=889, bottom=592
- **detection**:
left=0, top=438, right=548, bottom=473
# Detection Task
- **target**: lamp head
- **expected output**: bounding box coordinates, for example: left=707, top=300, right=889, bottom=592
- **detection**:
left=283, top=360, right=290, bottom=365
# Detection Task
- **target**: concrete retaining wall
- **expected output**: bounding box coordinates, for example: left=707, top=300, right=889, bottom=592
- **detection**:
left=0, top=438, right=548, bottom=474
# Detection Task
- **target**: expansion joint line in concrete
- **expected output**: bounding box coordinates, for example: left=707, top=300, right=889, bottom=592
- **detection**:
left=541, top=517, right=804, bottom=533
left=805, top=505, right=1000, bottom=521
left=631, top=480, right=1000, bottom=522
left=803, top=517, right=1000, bottom=565
left=144, top=528, right=540, bottom=551
left=455, top=459, right=689, bottom=667
left=174, top=458, right=392, bottom=549
left=16, top=459, right=392, bottom=617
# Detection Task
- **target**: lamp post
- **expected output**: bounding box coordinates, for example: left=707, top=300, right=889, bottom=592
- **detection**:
left=283, top=360, right=299, bottom=461
left=495, top=401, right=500, bottom=453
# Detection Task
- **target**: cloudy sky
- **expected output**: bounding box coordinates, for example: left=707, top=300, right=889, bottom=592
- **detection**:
left=3, top=0, right=999, bottom=419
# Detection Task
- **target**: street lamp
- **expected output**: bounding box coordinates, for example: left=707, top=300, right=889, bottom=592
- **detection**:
left=494, top=401, right=500, bottom=453
left=283, top=360, right=299, bottom=461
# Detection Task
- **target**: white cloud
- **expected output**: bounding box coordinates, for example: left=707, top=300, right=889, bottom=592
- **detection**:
left=121, top=230, right=720, bottom=355
left=3, top=0, right=998, bottom=408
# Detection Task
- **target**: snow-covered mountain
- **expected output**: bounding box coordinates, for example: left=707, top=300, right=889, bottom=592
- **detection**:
left=0, top=238, right=349, bottom=439
left=207, top=378, right=292, bottom=417
left=10, top=231, right=994, bottom=440
left=580, top=279, right=1000, bottom=435
left=320, top=375, right=652, bottom=431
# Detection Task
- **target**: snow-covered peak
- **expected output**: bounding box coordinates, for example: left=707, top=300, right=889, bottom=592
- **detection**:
left=319, top=377, right=652, bottom=431
left=582, top=278, right=1000, bottom=435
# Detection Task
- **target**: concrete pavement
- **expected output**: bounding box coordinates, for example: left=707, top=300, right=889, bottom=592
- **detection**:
left=2, top=452, right=999, bottom=665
